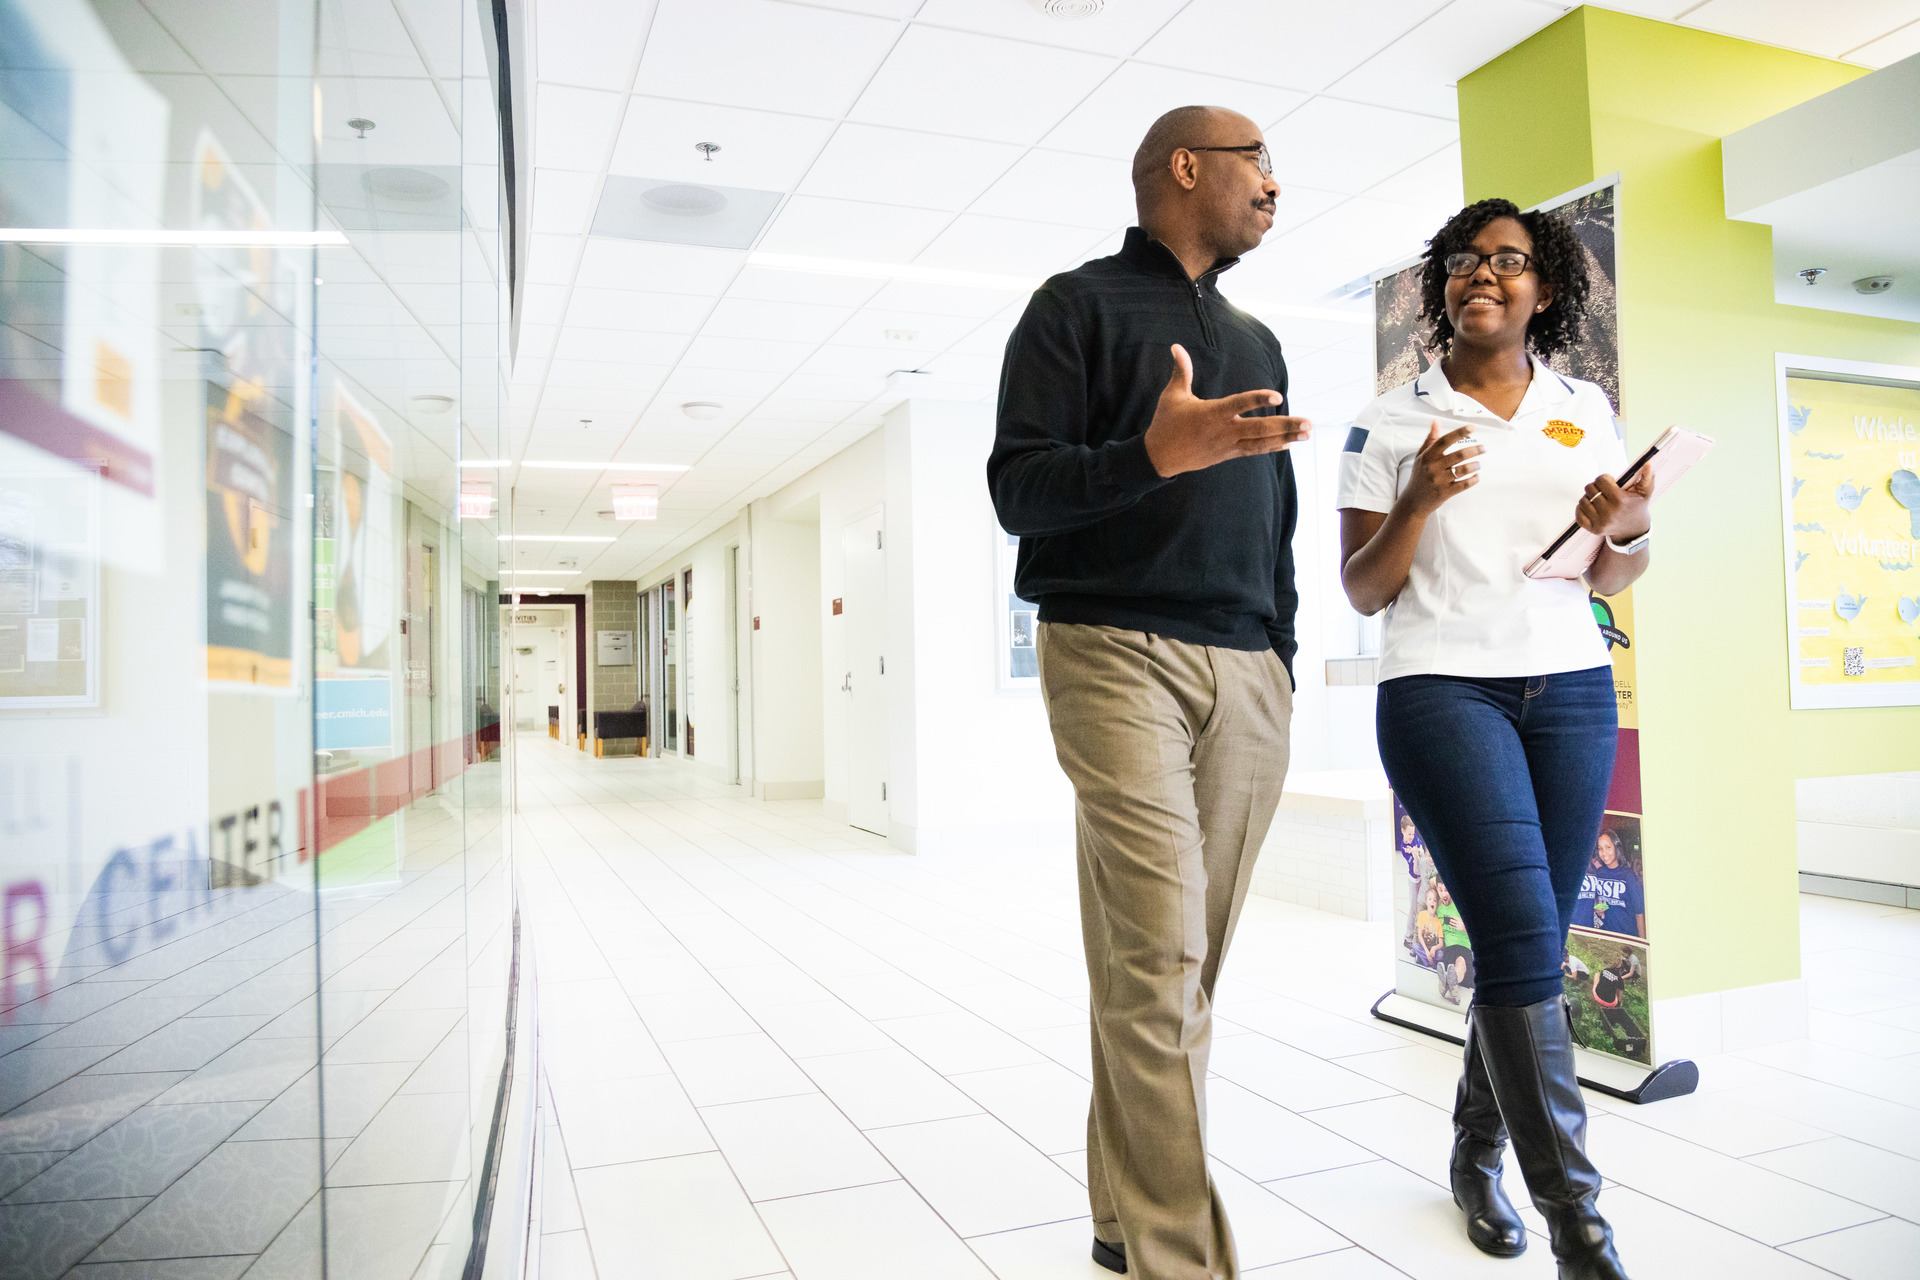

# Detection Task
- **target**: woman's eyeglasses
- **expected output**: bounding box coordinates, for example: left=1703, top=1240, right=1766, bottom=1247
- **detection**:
left=1443, top=251, right=1532, bottom=278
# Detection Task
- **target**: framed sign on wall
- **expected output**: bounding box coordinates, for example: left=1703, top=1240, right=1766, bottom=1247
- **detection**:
left=1776, top=354, right=1920, bottom=710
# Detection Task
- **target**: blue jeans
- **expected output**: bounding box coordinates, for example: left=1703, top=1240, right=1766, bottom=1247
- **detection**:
left=1376, top=668, right=1618, bottom=1008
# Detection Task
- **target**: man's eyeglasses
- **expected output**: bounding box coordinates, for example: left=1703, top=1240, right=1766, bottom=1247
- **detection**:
left=1443, top=251, right=1533, bottom=278
left=1184, top=142, right=1273, bottom=179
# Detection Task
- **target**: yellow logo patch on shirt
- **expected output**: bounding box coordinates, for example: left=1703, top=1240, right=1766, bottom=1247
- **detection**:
left=1542, top=419, right=1585, bottom=448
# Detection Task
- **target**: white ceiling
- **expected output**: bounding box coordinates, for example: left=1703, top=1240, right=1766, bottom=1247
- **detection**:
left=502, top=0, right=1919, bottom=584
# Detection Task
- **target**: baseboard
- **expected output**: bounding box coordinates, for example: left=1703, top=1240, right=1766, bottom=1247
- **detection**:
left=1799, top=871, right=1918, bottom=908
left=754, top=779, right=825, bottom=801
left=1651, top=977, right=1810, bottom=1059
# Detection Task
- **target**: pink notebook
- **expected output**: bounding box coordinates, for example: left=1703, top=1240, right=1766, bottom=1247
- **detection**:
left=1524, top=426, right=1715, bottom=580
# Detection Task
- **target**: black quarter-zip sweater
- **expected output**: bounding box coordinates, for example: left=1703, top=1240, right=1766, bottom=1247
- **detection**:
left=987, top=226, right=1299, bottom=680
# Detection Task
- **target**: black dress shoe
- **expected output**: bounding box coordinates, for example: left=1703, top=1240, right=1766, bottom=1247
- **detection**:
left=1091, top=1236, right=1127, bottom=1274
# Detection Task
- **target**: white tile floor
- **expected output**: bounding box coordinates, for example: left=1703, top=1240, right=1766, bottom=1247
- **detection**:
left=517, top=738, right=1920, bottom=1280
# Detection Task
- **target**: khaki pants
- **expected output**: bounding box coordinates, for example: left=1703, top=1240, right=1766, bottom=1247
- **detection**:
left=1036, top=624, right=1292, bottom=1280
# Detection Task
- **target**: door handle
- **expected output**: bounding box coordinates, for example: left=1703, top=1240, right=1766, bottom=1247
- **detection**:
left=842, top=672, right=853, bottom=693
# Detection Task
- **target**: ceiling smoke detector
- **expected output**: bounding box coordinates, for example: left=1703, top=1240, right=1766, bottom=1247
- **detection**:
left=641, top=183, right=728, bottom=217
left=680, top=400, right=724, bottom=421
left=1029, top=0, right=1106, bottom=16
left=410, top=393, right=455, bottom=415
left=1854, top=275, right=1894, bottom=295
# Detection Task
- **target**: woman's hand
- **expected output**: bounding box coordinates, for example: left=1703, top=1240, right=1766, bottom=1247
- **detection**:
left=1399, top=422, right=1483, bottom=516
left=1574, top=467, right=1655, bottom=541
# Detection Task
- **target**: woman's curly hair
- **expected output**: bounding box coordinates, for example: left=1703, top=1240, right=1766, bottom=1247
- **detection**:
left=1419, top=198, right=1590, bottom=360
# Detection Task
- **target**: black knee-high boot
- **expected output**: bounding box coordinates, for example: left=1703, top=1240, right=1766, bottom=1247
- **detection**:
left=1472, top=997, right=1628, bottom=1280
left=1451, top=1012, right=1527, bottom=1256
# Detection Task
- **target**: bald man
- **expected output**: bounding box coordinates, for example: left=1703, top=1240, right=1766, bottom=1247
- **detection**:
left=987, top=106, right=1309, bottom=1279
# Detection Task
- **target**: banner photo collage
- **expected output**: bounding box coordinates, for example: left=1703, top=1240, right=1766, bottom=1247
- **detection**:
left=1374, top=182, right=1655, bottom=1066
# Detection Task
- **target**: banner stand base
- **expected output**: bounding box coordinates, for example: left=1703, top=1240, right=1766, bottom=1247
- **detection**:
left=1370, top=990, right=1699, bottom=1105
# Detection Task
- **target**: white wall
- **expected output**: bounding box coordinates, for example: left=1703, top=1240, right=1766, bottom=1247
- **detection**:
left=883, top=398, right=1070, bottom=852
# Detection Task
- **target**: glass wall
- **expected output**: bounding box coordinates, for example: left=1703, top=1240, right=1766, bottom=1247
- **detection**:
left=0, top=0, right=526, bottom=1276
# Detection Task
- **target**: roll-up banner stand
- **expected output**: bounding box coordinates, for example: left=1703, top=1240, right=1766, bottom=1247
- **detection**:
left=1366, top=177, right=1698, bottom=1104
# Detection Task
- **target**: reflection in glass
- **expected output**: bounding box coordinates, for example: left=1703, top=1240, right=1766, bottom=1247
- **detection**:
left=0, top=0, right=522, bottom=1275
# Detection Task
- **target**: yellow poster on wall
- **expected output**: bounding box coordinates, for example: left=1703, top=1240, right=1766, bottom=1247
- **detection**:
left=1780, top=363, right=1920, bottom=709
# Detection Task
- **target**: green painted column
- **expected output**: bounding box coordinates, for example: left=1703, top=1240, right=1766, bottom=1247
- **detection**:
left=1458, top=7, right=1920, bottom=1009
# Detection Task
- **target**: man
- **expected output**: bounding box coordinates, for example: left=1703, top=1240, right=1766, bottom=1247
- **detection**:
left=986, top=105, right=1310, bottom=1280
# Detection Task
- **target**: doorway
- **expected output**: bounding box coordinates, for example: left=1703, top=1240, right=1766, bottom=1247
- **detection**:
left=727, top=543, right=743, bottom=787
left=842, top=508, right=887, bottom=835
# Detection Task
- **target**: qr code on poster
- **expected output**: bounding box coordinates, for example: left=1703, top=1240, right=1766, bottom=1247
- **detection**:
left=1844, top=647, right=1865, bottom=677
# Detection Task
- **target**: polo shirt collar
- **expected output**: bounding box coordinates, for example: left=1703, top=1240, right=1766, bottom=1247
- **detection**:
left=1119, top=226, right=1241, bottom=287
left=1413, top=354, right=1578, bottom=420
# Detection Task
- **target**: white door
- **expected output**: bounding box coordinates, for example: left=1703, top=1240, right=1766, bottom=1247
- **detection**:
left=842, top=510, right=888, bottom=835
left=511, top=641, right=541, bottom=730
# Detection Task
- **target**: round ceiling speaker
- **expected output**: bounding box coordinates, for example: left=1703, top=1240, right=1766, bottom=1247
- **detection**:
left=361, top=166, right=452, bottom=203
left=1031, top=0, right=1105, bottom=17
left=641, top=183, right=728, bottom=217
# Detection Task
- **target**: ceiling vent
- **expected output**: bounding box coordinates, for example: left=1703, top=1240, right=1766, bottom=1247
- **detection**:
left=592, top=176, right=782, bottom=249
left=1031, top=0, right=1105, bottom=16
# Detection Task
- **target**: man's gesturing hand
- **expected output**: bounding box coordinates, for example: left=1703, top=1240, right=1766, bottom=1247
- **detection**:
left=1143, top=343, right=1312, bottom=479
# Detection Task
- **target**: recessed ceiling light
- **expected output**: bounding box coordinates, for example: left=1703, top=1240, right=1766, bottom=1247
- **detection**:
left=612, top=484, right=660, bottom=521
left=498, top=535, right=616, bottom=543
left=410, top=393, right=455, bottom=414
left=500, top=569, right=581, bottom=576
left=680, top=401, right=723, bottom=421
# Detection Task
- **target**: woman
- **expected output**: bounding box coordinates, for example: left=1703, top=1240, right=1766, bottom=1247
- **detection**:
left=1574, top=827, right=1646, bottom=938
left=1337, top=198, right=1655, bottom=1280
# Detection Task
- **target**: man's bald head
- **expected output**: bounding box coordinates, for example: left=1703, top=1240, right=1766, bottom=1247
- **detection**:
left=1131, top=105, right=1232, bottom=192
left=1129, top=104, right=1278, bottom=266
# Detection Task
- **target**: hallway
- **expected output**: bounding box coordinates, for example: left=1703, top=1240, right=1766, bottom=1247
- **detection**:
left=513, top=737, right=1920, bottom=1280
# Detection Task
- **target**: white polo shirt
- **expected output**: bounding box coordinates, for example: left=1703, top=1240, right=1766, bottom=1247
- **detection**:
left=1336, top=356, right=1627, bottom=682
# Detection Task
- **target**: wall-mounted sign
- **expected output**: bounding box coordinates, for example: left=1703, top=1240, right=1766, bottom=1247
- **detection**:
left=831, top=598, right=843, bottom=616
left=596, top=629, right=633, bottom=666
left=315, top=674, right=393, bottom=751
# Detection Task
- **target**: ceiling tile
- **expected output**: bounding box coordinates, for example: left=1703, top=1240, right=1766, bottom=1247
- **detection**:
left=1684, top=0, right=1920, bottom=59
left=1236, top=194, right=1447, bottom=301
left=577, top=239, right=746, bottom=295
left=533, top=168, right=600, bottom=233
left=562, top=288, right=716, bottom=332
left=1580, top=2, right=1697, bottom=17
left=865, top=280, right=1032, bottom=318
left=1362, top=144, right=1463, bottom=230
left=525, top=234, right=583, bottom=285
left=1845, top=18, right=1920, bottom=65
left=1329, top=0, right=1566, bottom=119
left=829, top=307, right=980, bottom=351
left=1265, top=98, right=1457, bottom=195
left=756, top=195, right=953, bottom=262
left=702, top=297, right=855, bottom=343
left=536, top=0, right=658, bottom=90
left=636, top=0, right=902, bottom=117
left=968, top=150, right=1136, bottom=229
left=521, top=283, right=571, bottom=326
left=659, top=364, right=785, bottom=399
left=725, top=266, right=887, bottom=308
left=551, top=328, right=691, bottom=364
left=1042, top=63, right=1307, bottom=159
left=609, top=97, right=838, bottom=189
left=799, top=122, right=1025, bottom=210
left=1266, top=184, right=1349, bottom=236
left=915, top=215, right=1107, bottom=279
left=848, top=25, right=1118, bottom=144
left=913, top=0, right=1191, bottom=56
left=1138, top=0, right=1444, bottom=93
left=535, top=84, right=625, bottom=171
left=680, top=335, right=819, bottom=373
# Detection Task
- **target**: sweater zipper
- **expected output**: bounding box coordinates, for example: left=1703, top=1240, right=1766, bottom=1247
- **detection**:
left=1190, top=279, right=1216, bottom=346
